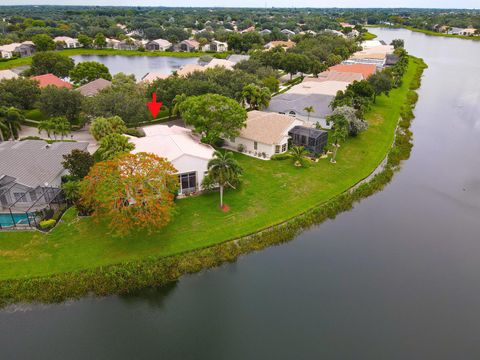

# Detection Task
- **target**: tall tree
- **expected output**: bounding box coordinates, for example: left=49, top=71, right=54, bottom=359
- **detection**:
left=0, top=107, right=23, bottom=140
left=0, top=78, right=40, bottom=110
left=90, top=116, right=127, bottom=141
left=30, top=51, right=75, bottom=78
left=368, top=72, right=394, bottom=102
left=62, top=149, right=94, bottom=179
left=39, top=86, right=83, bottom=123
left=80, top=153, right=178, bottom=236
left=69, top=61, right=112, bottom=86
left=77, top=34, right=93, bottom=48
left=241, top=84, right=271, bottom=110
left=203, top=150, right=243, bottom=209
left=97, top=133, right=135, bottom=161
left=178, top=94, right=247, bottom=144
left=94, top=32, right=107, bottom=48
left=304, top=106, right=315, bottom=121
left=32, top=34, right=55, bottom=51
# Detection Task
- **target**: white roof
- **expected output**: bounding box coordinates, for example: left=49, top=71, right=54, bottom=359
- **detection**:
left=54, top=36, right=77, bottom=43
left=141, top=72, right=170, bottom=83
left=0, top=69, right=19, bottom=80
left=361, top=40, right=383, bottom=49
left=205, top=58, right=235, bottom=70
left=0, top=43, right=21, bottom=52
left=150, top=39, right=172, bottom=47
left=288, top=80, right=349, bottom=96
left=129, top=125, right=214, bottom=170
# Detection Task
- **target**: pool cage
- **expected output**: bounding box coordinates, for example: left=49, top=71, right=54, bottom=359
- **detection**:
left=0, top=183, right=67, bottom=230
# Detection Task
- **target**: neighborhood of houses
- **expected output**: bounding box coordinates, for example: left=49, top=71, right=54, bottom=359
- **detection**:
left=0, top=35, right=395, bottom=229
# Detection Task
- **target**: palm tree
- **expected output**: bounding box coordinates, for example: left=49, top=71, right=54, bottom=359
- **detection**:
left=0, top=119, right=7, bottom=142
left=241, top=84, right=272, bottom=110
left=205, top=150, right=243, bottom=209
left=38, top=119, right=54, bottom=139
left=52, top=117, right=71, bottom=140
left=98, top=133, right=135, bottom=161
left=304, top=106, right=315, bottom=122
left=288, top=146, right=310, bottom=167
left=329, top=116, right=349, bottom=164
left=0, top=107, right=23, bottom=140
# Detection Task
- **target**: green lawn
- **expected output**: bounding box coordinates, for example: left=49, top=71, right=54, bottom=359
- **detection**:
left=0, top=48, right=229, bottom=70
left=0, top=57, right=424, bottom=281
left=362, top=31, right=378, bottom=40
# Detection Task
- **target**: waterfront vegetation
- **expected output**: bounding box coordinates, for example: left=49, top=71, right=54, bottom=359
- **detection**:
left=0, top=56, right=427, bottom=306
left=0, top=48, right=228, bottom=70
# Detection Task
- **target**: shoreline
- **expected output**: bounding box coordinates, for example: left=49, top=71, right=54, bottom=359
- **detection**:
left=0, top=48, right=228, bottom=70
left=367, top=25, right=480, bottom=41
left=0, top=57, right=428, bottom=307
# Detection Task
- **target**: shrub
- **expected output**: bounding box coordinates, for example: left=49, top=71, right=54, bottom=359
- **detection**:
left=270, top=153, right=290, bottom=160
left=39, top=219, right=56, bottom=230
left=237, top=144, right=245, bottom=152
left=124, top=127, right=146, bottom=137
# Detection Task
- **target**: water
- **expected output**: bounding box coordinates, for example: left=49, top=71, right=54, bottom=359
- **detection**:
left=2, top=29, right=480, bottom=359
left=0, top=213, right=29, bottom=227
left=70, top=55, right=199, bottom=81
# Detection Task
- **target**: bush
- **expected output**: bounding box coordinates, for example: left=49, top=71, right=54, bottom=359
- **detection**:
left=124, top=127, right=145, bottom=137
left=237, top=144, right=245, bottom=152
left=39, top=219, right=56, bottom=230
left=270, top=153, right=290, bottom=160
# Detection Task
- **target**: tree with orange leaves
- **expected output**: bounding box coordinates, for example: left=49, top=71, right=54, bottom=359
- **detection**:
left=80, top=152, right=178, bottom=236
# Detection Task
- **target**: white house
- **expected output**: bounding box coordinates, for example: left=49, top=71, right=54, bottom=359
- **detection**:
left=281, top=29, right=296, bottom=37
left=202, top=40, right=228, bottom=52
left=54, top=36, right=81, bottom=48
left=0, top=42, right=35, bottom=59
left=128, top=125, right=214, bottom=194
left=0, top=69, right=19, bottom=80
left=204, top=58, right=235, bottom=70
left=145, top=39, right=172, bottom=51
left=224, top=111, right=303, bottom=159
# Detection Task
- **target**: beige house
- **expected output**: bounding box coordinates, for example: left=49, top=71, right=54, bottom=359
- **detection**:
left=224, top=111, right=303, bottom=159
left=264, top=40, right=295, bottom=50
left=54, top=36, right=81, bottom=48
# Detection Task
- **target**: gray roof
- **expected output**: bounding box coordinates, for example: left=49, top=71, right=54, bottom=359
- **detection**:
left=265, top=93, right=334, bottom=119
left=0, top=140, right=88, bottom=188
left=226, top=54, right=250, bottom=64
left=76, top=78, right=112, bottom=96
left=288, top=125, right=327, bottom=139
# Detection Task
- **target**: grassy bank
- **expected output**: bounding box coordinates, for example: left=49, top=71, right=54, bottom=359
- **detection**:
left=0, top=48, right=229, bottom=70
left=362, top=31, right=378, bottom=40
left=0, top=57, right=427, bottom=306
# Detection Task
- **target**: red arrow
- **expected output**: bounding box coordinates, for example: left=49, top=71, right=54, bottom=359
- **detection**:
left=147, top=93, right=162, bottom=119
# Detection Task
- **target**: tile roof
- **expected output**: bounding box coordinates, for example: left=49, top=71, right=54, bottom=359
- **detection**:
left=226, top=54, right=250, bottom=64
left=305, top=70, right=364, bottom=83
left=176, top=64, right=206, bottom=77
left=328, top=64, right=377, bottom=79
left=0, top=140, right=88, bottom=188
left=266, top=92, right=334, bottom=119
left=31, top=74, right=73, bottom=89
left=76, top=78, right=112, bottom=96
left=238, top=111, right=301, bottom=145
left=140, top=72, right=170, bottom=83
left=0, top=69, right=19, bottom=80
left=288, top=80, right=349, bottom=96
left=205, top=58, right=235, bottom=70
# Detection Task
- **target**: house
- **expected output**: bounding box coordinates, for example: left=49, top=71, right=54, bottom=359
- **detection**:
left=288, top=126, right=328, bottom=154
left=54, top=36, right=81, bottom=48
left=448, top=27, right=464, bottom=35
left=0, top=42, right=35, bottom=59
left=224, top=110, right=303, bottom=159
left=226, top=54, right=250, bottom=64
left=459, top=28, right=477, bottom=36
left=347, top=29, right=360, bottom=38
left=106, top=38, right=121, bottom=49
left=361, top=40, right=383, bottom=49
left=340, top=22, right=354, bottom=28
left=76, top=78, right=112, bottom=96
left=304, top=70, right=364, bottom=83
left=202, top=40, right=228, bottom=52
left=176, top=64, right=206, bottom=77
left=240, top=26, right=256, bottom=33
left=204, top=58, right=235, bottom=70
left=324, top=29, right=347, bottom=38
left=265, top=92, right=334, bottom=125
left=31, top=74, right=73, bottom=89
left=179, top=39, right=200, bottom=52
left=140, top=72, right=170, bottom=83
left=0, top=69, right=19, bottom=81
left=346, top=46, right=393, bottom=68
left=385, top=53, right=400, bottom=66
left=264, top=40, right=295, bottom=50
left=116, top=40, right=139, bottom=51
left=281, top=29, right=296, bottom=37
left=0, top=140, right=88, bottom=223
left=328, top=64, right=377, bottom=79
left=145, top=39, right=172, bottom=51
left=259, top=29, right=272, bottom=35
left=128, top=125, right=214, bottom=195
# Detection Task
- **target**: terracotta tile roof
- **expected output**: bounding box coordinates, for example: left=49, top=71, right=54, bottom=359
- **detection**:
left=31, top=74, right=73, bottom=89
left=328, top=64, right=377, bottom=79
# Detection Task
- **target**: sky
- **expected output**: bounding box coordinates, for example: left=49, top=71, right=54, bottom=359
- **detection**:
left=1, top=0, right=479, bottom=8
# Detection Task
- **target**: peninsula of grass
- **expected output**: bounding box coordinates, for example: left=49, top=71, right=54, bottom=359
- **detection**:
left=362, top=31, right=378, bottom=40
left=0, top=57, right=427, bottom=305
left=0, top=48, right=229, bottom=70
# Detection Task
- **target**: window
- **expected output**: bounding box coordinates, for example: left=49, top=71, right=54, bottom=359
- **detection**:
left=254, top=141, right=258, bottom=150
left=29, top=190, right=37, bottom=202
left=275, top=145, right=280, bottom=154
left=179, top=172, right=196, bottom=193
left=13, top=192, right=25, bottom=202
left=282, top=143, right=287, bottom=152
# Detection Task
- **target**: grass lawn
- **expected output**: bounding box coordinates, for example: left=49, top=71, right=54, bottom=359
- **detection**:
left=362, top=31, right=378, bottom=40
left=0, top=48, right=229, bottom=70
left=0, top=57, right=424, bottom=281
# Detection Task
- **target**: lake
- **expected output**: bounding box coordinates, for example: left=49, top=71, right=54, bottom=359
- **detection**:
left=70, top=55, right=200, bottom=81
left=2, top=28, right=480, bottom=359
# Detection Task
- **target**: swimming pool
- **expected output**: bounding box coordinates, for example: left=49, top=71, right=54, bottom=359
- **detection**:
left=0, top=213, right=30, bottom=228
